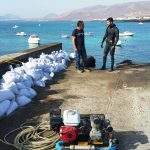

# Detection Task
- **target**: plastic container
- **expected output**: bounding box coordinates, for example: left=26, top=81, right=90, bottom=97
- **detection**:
left=63, top=110, right=80, bottom=126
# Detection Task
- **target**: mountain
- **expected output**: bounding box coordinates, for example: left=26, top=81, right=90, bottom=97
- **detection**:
left=0, top=14, right=21, bottom=21
left=42, top=13, right=58, bottom=20
left=47, top=1, right=150, bottom=21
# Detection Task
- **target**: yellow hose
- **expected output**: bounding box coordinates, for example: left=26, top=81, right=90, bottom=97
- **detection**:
left=0, top=121, right=60, bottom=150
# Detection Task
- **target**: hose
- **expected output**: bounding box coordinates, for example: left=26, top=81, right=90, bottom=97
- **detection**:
left=0, top=121, right=60, bottom=150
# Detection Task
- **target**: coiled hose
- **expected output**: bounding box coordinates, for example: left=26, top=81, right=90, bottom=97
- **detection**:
left=0, top=121, right=60, bottom=150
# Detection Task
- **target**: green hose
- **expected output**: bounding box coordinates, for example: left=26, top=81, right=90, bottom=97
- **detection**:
left=0, top=121, right=60, bottom=150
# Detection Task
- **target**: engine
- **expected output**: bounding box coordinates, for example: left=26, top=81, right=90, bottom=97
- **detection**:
left=50, top=109, right=114, bottom=145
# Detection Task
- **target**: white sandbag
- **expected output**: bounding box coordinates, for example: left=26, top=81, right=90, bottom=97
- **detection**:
left=29, top=88, right=37, bottom=98
left=62, top=59, right=67, bottom=66
left=14, top=67, right=25, bottom=75
left=18, top=88, right=32, bottom=98
left=16, top=82, right=27, bottom=89
left=70, top=53, right=75, bottom=59
left=0, top=100, right=11, bottom=117
left=2, top=71, right=23, bottom=84
left=6, top=101, right=18, bottom=116
left=55, top=64, right=65, bottom=72
left=43, top=72, right=51, bottom=80
left=41, top=76, right=49, bottom=82
left=50, top=72, right=54, bottom=78
left=18, top=87, right=36, bottom=98
left=0, top=89, right=15, bottom=102
left=50, top=67, right=55, bottom=73
left=23, top=74, right=33, bottom=82
left=2, top=82, right=19, bottom=95
left=34, top=80, right=46, bottom=87
left=23, top=80, right=33, bottom=88
left=42, top=66, right=51, bottom=73
left=25, top=69, right=43, bottom=81
left=16, top=96, right=31, bottom=107
left=24, top=62, right=38, bottom=69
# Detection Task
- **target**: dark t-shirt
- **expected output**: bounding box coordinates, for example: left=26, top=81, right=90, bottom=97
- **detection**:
left=72, top=29, right=85, bottom=48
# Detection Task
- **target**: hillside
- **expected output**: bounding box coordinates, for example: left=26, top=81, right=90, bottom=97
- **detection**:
left=49, top=1, right=150, bottom=21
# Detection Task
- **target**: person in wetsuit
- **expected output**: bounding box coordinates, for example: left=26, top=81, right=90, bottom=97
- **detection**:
left=101, top=17, right=119, bottom=72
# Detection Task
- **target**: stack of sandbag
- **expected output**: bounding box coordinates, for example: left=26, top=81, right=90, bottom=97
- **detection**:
left=0, top=69, right=37, bottom=117
left=0, top=50, right=70, bottom=118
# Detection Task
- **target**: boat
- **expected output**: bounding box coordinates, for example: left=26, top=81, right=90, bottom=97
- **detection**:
left=119, top=31, right=134, bottom=36
left=61, top=34, right=70, bottom=38
left=116, top=40, right=122, bottom=46
left=38, top=24, right=41, bottom=27
left=28, top=43, right=39, bottom=49
left=139, top=22, right=143, bottom=25
left=16, top=32, right=27, bottom=36
left=13, top=25, right=19, bottom=29
left=28, top=35, right=40, bottom=44
left=85, top=32, right=93, bottom=36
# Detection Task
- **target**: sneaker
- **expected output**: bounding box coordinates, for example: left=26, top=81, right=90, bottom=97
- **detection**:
left=83, top=68, right=91, bottom=72
left=77, top=69, right=83, bottom=73
left=100, top=66, right=106, bottom=70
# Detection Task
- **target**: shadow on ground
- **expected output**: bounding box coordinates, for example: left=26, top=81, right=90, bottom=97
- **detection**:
left=116, top=63, right=150, bottom=70
left=0, top=69, right=67, bottom=150
left=115, top=131, right=149, bottom=150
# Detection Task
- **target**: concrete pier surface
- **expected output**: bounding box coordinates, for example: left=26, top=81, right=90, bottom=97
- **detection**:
left=0, top=62, right=150, bottom=150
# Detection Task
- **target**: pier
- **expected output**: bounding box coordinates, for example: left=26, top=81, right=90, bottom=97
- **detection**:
left=0, top=43, right=150, bottom=149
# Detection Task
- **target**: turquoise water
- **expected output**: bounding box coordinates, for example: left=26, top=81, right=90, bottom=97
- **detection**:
left=0, top=21, right=150, bottom=67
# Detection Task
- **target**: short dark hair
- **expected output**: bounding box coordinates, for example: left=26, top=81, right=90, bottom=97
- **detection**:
left=77, top=20, right=84, bottom=27
left=107, top=17, right=113, bottom=22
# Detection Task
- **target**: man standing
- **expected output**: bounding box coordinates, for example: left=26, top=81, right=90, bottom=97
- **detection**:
left=101, top=17, right=119, bottom=72
left=72, top=20, right=89, bottom=73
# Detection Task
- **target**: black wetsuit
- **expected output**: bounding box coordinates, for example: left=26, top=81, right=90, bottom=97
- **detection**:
left=101, top=24, right=119, bottom=70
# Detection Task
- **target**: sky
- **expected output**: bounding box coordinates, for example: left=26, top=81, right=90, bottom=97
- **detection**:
left=0, top=0, right=146, bottom=18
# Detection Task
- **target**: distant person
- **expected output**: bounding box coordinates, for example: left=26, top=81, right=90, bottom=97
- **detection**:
left=72, top=20, right=89, bottom=73
left=100, top=17, right=119, bottom=72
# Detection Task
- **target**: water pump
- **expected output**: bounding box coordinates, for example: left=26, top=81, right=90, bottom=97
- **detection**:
left=50, top=109, right=118, bottom=150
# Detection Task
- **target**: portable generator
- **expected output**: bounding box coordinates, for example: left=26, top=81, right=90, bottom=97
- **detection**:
left=50, top=109, right=118, bottom=150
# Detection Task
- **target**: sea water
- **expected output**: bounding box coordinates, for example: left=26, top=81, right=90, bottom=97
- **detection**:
left=0, top=21, right=149, bottom=67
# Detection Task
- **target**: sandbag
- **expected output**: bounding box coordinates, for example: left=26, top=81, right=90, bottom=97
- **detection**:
left=24, top=62, right=38, bottom=69
left=0, top=100, right=11, bottom=117
left=50, top=72, right=54, bottom=78
left=0, top=89, right=15, bottom=102
left=16, top=82, right=27, bottom=89
left=43, top=72, right=51, bottom=80
left=23, top=74, right=33, bottom=82
left=70, top=53, right=75, bottom=59
left=14, top=67, right=25, bottom=75
left=2, top=82, right=19, bottom=95
left=18, top=88, right=31, bottom=98
left=25, top=69, right=43, bottom=81
left=34, top=80, right=46, bottom=87
left=2, top=71, right=23, bottom=84
left=29, top=88, right=37, bottom=98
left=6, top=101, right=18, bottom=116
left=23, top=80, right=33, bottom=88
left=41, top=76, right=49, bottom=82
left=16, top=96, right=31, bottom=107
left=62, top=59, right=67, bottom=66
